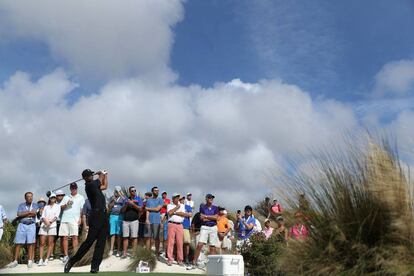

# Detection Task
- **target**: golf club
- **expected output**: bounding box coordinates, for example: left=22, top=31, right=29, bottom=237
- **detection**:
left=45, top=172, right=99, bottom=197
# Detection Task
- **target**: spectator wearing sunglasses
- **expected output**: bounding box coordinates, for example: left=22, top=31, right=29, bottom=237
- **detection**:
left=120, top=186, right=143, bottom=258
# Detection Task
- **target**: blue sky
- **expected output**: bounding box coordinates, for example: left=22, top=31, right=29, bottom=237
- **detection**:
left=1, top=0, right=413, bottom=102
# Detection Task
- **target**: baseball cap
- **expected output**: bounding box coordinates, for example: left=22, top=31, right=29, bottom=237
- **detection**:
left=55, top=189, right=65, bottom=196
left=70, top=182, right=78, bottom=189
left=180, top=195, right=186, bottom=200
left=276, top=216, right=284, bottom=221
left=264, top=218, right=271, bottom=223
left=172, top=192, right=180, bottom=198
left=82, top=169, right=94, bottom=178
left=222, top=210, right=228, bottom=215
left=162, top=191, right=167, bottom=195
left=206, top=193, right=215, bottom=199
left=187, top=193, right=192, bottom=196
left=114, top=186, right=122, bottom=192
left=49, top=193, right=57, bottom=198
left=37, top=197, right=46, bottom=203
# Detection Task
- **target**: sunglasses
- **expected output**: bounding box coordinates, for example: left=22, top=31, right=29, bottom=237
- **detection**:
left=130, top=189, right=136, bottom=192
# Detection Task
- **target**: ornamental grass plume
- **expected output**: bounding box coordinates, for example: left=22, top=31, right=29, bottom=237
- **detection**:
left=278, top=138, right=414, bottom=275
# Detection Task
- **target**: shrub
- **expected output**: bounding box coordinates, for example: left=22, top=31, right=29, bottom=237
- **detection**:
left=240, top=233, right=285, bottom=276
left=128, top=247, right=157, bottom=272
left=0, top=244, right=13, bottom=268
left=277, top=139, right=414, bottom=275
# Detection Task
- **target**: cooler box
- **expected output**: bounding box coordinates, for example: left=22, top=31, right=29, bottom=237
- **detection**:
left=206, top=255, right=244, bottom=276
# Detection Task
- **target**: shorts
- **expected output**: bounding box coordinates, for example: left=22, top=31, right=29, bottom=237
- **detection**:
left=198, top=225, right=218, bottom=246
left=39, top=225, right=57, bottom=236
left=15, top=223, right=36, bottom=244
left=123, top=220, right=139, bottom=238
left=144, top=223, right=160, bottom=239
left=183, top=229, right=191, bottom=244
left=109, top=214, right=123, bottom=236
left=217, top=236, right=232, bottom=249
left=59, top=222, right=79, bottom=236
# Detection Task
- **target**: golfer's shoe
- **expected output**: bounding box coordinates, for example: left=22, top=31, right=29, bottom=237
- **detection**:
left=7, top=260, right=18, bottom=268
left=64, top=258, right=73, bottom=273
left=90, top=268, right=99, bottom=273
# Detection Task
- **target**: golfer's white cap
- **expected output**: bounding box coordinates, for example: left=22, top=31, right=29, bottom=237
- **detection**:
left=55, top=189, right=65, bottom=196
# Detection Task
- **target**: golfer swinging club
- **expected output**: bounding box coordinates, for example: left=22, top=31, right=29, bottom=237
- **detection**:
left=65, top=169, right=108, bottom=274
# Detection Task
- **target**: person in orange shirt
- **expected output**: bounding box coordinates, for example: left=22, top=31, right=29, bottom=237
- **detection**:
left=216, top=207, right=230, bottom=254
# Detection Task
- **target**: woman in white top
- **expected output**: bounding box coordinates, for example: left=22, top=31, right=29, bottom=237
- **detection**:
left=38, top=193, right=61, bottom=266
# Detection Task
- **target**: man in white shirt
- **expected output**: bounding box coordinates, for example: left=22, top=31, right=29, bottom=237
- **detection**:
left=184, top=193, right=194, bottom=209
left=166, top=193, right=190, bottom=266
left=59, top=183, right=85, bottom=263
left=0, top=204, right=8, bottom=241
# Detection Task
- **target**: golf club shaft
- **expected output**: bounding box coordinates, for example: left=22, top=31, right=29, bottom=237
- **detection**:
left=47, top=172, right=99, bottom=196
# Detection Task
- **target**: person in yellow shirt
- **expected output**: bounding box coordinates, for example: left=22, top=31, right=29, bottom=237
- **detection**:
left=216, top=207, right=230, bottom=254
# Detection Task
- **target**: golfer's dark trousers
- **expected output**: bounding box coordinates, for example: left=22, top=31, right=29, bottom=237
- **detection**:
left=70, top=210, right=108, bottom=270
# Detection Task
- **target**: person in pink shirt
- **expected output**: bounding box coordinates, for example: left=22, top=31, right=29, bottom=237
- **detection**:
left=289, top=212, right=308, bottom=240
left=262, top=219, right=274, bottom=239
left=268, top=199, right=282, bottom=219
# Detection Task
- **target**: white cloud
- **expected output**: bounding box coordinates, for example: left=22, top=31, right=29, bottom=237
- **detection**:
left=374, top=59, right=414, bottom=96
left=0, top=0, right=184, bottom=82
left=0, top=71, right=360, bottom=217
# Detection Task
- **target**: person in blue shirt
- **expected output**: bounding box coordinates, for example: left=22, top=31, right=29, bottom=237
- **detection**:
left=8, top=192, right=39, bottom=268
left=107, top=186, right=125, bottom=257
left=144, top=186, right=164, bottom=254
left=235, top=205, right=256, bottom=250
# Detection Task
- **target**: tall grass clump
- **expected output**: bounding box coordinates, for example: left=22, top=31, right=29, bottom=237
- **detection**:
left=127, top=247, right=157, bottom=272
left=0, top=222, right=15, bottom=268
left=278, top=139, right=414, bottom=275
left=73, top=240, right=111, bottom=267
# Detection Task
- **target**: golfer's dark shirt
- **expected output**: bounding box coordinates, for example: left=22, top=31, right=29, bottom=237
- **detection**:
left=85, top=179, right=106, bottom=211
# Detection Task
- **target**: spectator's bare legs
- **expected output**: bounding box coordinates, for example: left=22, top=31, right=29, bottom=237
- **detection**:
left=209, top=246, right=216, bottom=255
left=132, top=238, right=138, bottom=254
left=110, top=235, right=115, bottom=252
left=62, top=236, right=68, bottom=256
left=192, top=242, right=205, bottom=264
left=28, top=244, right=35, bottom=261
left=184, top=242, right=190, bottom=261
left=72, top=236, right=79, bottom=252
left=155, top=238, right=160, bottom=255
left=39, top=235, right=46, bottom=260
left=116, top=235, right=121, bottom=253
left=46, top=236, right=55, bottom=260
left=145, top=237, right=151, bottom=250
left=122, top=238, right=129, bottom=257
left=13, top=244, right=21, bottom=262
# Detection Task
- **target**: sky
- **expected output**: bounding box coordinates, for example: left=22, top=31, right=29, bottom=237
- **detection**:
left=0, top=0, right=414, bottom=218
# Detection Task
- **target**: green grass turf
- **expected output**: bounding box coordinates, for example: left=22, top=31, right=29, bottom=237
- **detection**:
left=1, top=273, right=201, bottom=276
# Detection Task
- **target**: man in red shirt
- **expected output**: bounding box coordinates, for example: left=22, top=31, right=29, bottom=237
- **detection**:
left=160, top=192, right=170, bottom=255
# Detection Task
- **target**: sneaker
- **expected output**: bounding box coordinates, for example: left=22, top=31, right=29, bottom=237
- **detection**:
left=115, top=252, right=120, bottom=257
left=43, top=259, right=48, bottom=266
left=38, top=259, right=44, bottom=266
left=62, top=256, right=69, bottom=263
left=178, top=262, right=185, bottom=267
left=121, top=254, right=128, bottom=259
left=8, top=260, right=18, bottom=268
left=167, top=261, right=172, bottom=266
left=59, top=256, right=64, bottom=261
left=186, top=264, right=196, bottom=270
left=109, top=250, right=113, bottom=256
left=196, top=261, right=205, bottom=269
left=48, top=256, right=54, bottom=261
left=27, top=260, right=33, bottom=268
